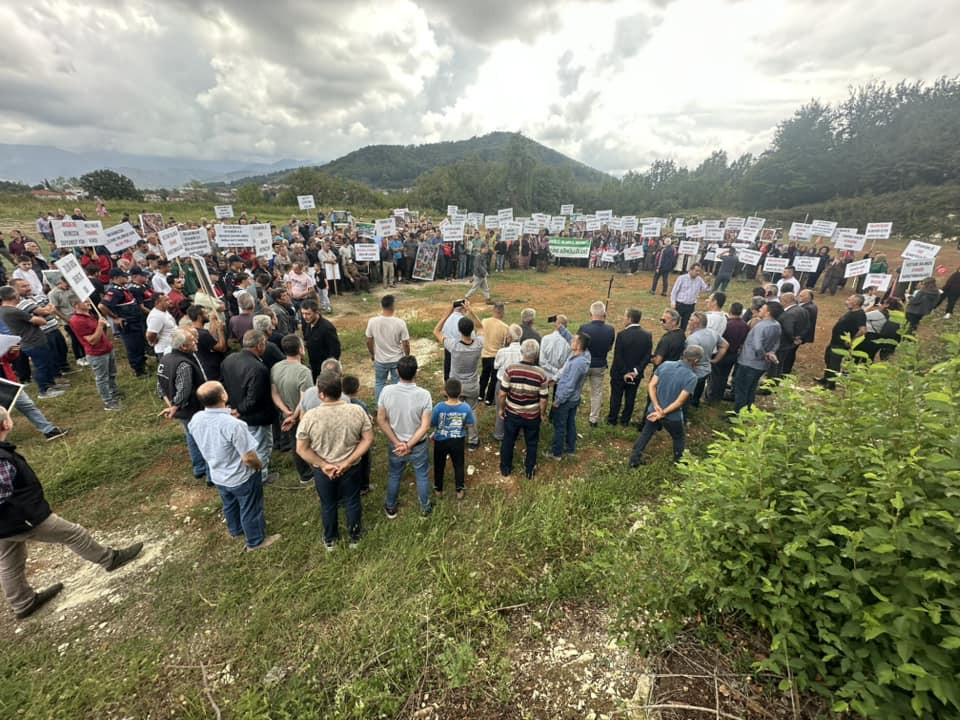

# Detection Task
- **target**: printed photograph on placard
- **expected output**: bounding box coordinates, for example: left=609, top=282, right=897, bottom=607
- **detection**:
left=139, top=213, right=164, bottom=234
left=412, top=243, right=439, bottom=281
left=0, top=378, right=24, bottom=412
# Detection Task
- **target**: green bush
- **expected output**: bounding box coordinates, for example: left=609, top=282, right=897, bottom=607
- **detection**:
left=625, top=336, right=960, bottom=718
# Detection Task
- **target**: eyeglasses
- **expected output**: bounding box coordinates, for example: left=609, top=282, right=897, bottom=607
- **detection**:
left=659, top=318, right=668, bottom=323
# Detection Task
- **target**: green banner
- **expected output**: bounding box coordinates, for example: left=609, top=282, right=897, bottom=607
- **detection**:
left=547, top=236, right=590, bottom=258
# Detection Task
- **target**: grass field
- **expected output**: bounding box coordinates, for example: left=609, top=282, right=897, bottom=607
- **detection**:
left=1, top=197, right=957, bottom=719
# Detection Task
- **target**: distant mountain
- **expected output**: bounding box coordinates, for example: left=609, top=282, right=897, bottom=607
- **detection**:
left=222, top=132, right=610, bottom=189
left=0, top=144, right=316, bottom=189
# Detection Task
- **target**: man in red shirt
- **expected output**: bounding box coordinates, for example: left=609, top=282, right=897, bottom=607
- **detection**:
left=80, top=247, right=112, bottom=285
left=68, top=298, right=121, bottom=411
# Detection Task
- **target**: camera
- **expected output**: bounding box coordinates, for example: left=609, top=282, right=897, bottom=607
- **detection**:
left=547, top=315, right=557, bottom=323
left=453, top=299, right=465, bottom=308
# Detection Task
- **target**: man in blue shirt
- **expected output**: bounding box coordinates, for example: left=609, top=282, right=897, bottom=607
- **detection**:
left=577, top=301, right=616, bottom=428
left=547, top=332, right=591, bottom=460
left=628, top=345, right=703, bottom=467
left=734, top=301, right=783, bottom=413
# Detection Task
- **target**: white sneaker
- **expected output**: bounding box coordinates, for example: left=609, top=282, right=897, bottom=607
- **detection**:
left=945, top=313, right=952, bottom=319
left=38, top=389, right=65, bottom=399
left=77, top=358, right=89, bottom=367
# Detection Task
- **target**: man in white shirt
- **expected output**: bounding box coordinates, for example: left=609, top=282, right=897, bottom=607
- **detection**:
left=776, top=267, right=801, bottom=297
left=365, top=294, right=410, bottom=403
left=704, top=292, right=728, bottom=336
left=151, top=260, right=172, bottom=295
left=146, top=294, right=177, bottom=356
left=669, top=263, right=710, bottom=331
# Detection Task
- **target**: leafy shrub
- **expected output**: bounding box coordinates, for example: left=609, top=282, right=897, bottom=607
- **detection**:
left=624, top=336, right=960, bottom=718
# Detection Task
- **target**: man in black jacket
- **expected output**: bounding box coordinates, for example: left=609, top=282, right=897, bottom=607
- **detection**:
left=650, top=239, right=676, bottom=296
left=300, top=299, right=341, bottom=380
left=606, top=308, right=653, bottom=426
left=0, top=407, right=142, bottom=619
left=774, top=292, right=810, bottom=376
left=159, top=329, right=208, bottom=480
left=221, top=330, right=277, bottom=483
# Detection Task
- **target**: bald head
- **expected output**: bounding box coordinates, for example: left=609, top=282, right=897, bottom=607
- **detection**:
left=197, top=381, right=228, bottom=408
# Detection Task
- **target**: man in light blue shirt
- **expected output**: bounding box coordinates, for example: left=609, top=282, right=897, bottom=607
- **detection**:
left=539, top=315, right=573, bottom=381
left=441, top=302, right=464, bottom=381
left=548, top=332, right=592, bottom=459
left=188, top=381, right=279, bottom=551
left=670, top=263, right=710, bottom=330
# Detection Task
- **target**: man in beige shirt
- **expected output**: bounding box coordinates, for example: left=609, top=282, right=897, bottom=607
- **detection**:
left=296, top=372, right=373, bottom=550
left=479, top=302, right=508, bottom=406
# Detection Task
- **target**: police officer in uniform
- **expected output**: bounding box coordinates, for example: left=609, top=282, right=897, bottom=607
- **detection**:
left=98, top=269, right=148, bottom=377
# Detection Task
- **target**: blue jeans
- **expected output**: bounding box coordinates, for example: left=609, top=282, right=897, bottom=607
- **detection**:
left=86, top=351, right=119, bottom=405
left=733, top=364, right=766, bottom=413
left=178, top=419, right=208, bottom=478
left=248, top=424, right=273, bottom=479
left=216, top=470, right=265, bottom=548
left=23, top=344, right=55, bottom=392
left=385, top=440, right=431, bottom=512
left=551, top=400, right=580, bottom=456
left=315, top=464, right=362, bottom=543
left=500, top=413, right=541, bottom=478
left=14, top=391, right=55, bottom=434
left=374, top=361, right=398, bottom=404
left=629, top=417, right=685, bottom=464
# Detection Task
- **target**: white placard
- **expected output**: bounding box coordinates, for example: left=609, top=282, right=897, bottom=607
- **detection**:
left=596, top=209, right=613, bottom=222
left=704, top=227, right=723, bottom=244
left=323, top=262, right=341, bottom=281
left=393, top=208, right=408, bottom=218
left=623, top=245, right=644, bottom=260
left=215, top=224, right=250, bottom=248
left=678, top=240, right=700, bottom=256
left=791, top=256, right=820, bottom=273
left=354, top=243, right=379, bottom=262
left=466, top=212, right=483, bottom=228
left=548, top=216, right=565, bottom=233
left=844, top=259, right=871, bottom=278
left=443, top=224, right=465, bottom=243
left=724, top=217, right=745, bottom=231
left=79, top=221, right=106, bottom=247
left=685, top=224, right=705, bottom=239
left=452, top=212, right=468, bottom=225
left=899, top=258, right=935, bottom=282
left=497, top=208, right=513, bottom=223
left=789, top=222, right=812, bottom=241
left=104, top=221, right=141, bottom=253
left=560, top=204, right=574, bottom=216
left=501, top=222, right=520, bottom=243
left=54, top=253, right=95, bottom=302
left=621, top=216, right=638, bottom=232
left=585, top=219, right=601, bottom=232
left=864, top=222, right=892, bottom=241
left=158, top=226, right=185, bottom=259
left=179, top=228, right=211, bottom=256
left=673, top=218, right=685, bottom=231
left=738, top=249, right=762, bottom=266
left=737, top=216, right=766, bottom=243
left=484, top=215, right=500, bottom=229
left=834, top=232, right=866, bottom=251
left=601, top=251, right=616, bottom=263
left=523, top=220, right=539, bottom=235
left=214, top=205, right=234, bottom=219
left=641, top=221, right=661, bottom=238
left=248, top=223, right=273, bottom=259
left=297, top=195, right=316, bottom=210
left=809, top=220, right=837, bottom=238
left=763, top=257, right=788, bottom=274
left=863, top=273, right=892, bottom=292
left=51, top=219, right=85, bottom=248
left=901, top=240, right=941, bottom=260
left=446, top=205, right=458, bottom=217
left=375, top=218, right=397, bottom=237
left=608, top=218, right=622, bottom=232
left=531, top=213, right=549, bottom=228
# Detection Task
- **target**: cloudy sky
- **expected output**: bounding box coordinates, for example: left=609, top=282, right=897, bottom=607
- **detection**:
left=1, top=0, right=956, bottom=174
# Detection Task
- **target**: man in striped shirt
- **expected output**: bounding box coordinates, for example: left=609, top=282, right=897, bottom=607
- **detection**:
left=498, top=339, right=548, bottom=479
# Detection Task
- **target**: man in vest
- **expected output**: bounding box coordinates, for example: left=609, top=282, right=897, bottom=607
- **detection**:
left=159, top=329, right=208, bottom=481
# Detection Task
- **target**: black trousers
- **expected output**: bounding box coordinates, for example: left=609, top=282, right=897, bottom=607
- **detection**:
left=676, top=302, right=696, bottom=331
left=443, top=349, right=451, bottom=381
left=709, top=354, right=736, bottom=401
left=479, top=357, right=496, bottom=403
left=607, top=375, right=638, bottom=425
left=434, top=437, right=465, bottom=492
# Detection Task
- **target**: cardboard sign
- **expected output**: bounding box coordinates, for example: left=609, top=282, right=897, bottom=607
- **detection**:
left=443, top=224, right=464, bottom=243
left=809, top=220, right=837, bottom=238
left=501, top=222, right=520, bottom=243
left=354, top=243, right=379, bottom=262
left=899, top=258, right=935, bottom=282
left=54, top=252, right=95, bottom=302
left=678, top=240, right=700, bottom=256
left=375, top=218, right=397, bottom=237
left=607, top=218, right=622, bottom=232
left=446, top=205, right=458, bottom=217
left=179, top=228, right=211, bottom=256
left=789, top=222, right=812, bottom=241
left=641, top=221, right=661, bottom=238
left=547, top=236, right=591, bottom=258
left=548, top=216, right=565, bottom=233
left=585, top=219, right=602, bottom=232
left=323, top=262, right=341, bottom=281
left=466, top=212, right=483, bottom=228
left=531, top=213, right=549, bottom=227
left=844, top=258, right=871, bottom=278
left=738, top=249, right=762, bottom=266
left=763, top=257, right=789, bottom=274
left=685, top=224, right=704, bottom=239
left=104, top=221, right=141, bottom=253
left=79, top=221, right=106, bottom=247
left=621, top=216, right=638, bottom=232
left=863, top=273, right=892, bottom=292
left=412, top=243, right=438, bottom=281
left=297, top=195, right=316, bottom=210
left=596, top=209, right=613, bottom=222
left=737, top=216, right=766, bottom=243
left=248, top=224, right=273, bottom=259
left=51, top=219, right=85, bottom=248
left=600, top=251, right=616, bottom=263
left=673, top=218, right=685, bottom=231
left=393, top=208, right=409, bottom=218
left=497, top=208, right=514, bottom=223
left=214, top=205, right=234, bottom=219
left=452, top=212, right=468, bottom=224
left=523, top=220, right=539, bottom=235
left=834, top=231, right=866, bottom=251
left=901, top=240, right=941, bottom=260
left=623, top=245, right=644, bottom=260
left=484, top=215, right=500, bottom=229
left=214, top=224, right=250, bottom=247
left=560, top=204, right=574, bottom=215
left=864, top=222, right=892, bottom=240
left=791, top=256, right=820, bottom=273
left=704, top=227, right=723, bottom=244
left=724, top=217, right=745, bottom=231
left=158, top=226, right=185, bottom=259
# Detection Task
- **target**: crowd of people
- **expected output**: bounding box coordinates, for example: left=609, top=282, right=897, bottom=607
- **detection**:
left=0, top=206, right=956, bottom=619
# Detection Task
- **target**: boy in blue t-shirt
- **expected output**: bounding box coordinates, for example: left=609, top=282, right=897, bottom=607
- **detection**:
left=430, top=378, right=475, bottom=499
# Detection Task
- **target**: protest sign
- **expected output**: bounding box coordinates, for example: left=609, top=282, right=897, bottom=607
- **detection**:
left=139, top=213, right=163, bottom=234
left=179, top=228, right=211, bottom=256
left=548, top=236, right=591, bottom=258
left=834, top=231, right=866, bottom=251
left=0, top=378, right=24, bottom=413
left=621, top=216, right=638, bottom=232
left=498, top=208, right=513, bottom=223
left=214, top=224, right=250, bottom=248
left=214, top=205, right=234, bottom=219
left=443, top=224, right=464, bottom=243
left=355, top=243, right=379, bottom=262
left=809, top=220, right=837, bottom=238
left=355, top=221, right=376, bottom=238
left=79, top=220, right=106, bottom=247
left=641, top=221, right=661, bottom=238
left=899, top=258, right=935, bottom=282
left=297, top=195, right=316, bottom=210
left=738, top=249, right=762, bottom=266
left=452, top=212, right=468, bottom=225
left=864, top=222, right=892, bottom=240
left=523, top=220, right=539, bottom=235
left=585, top=219, right=601, bottom=232
left=737, top=216, right=766, bottom=243
left=412, top=243, right=438, bottom=281
left=393, top=208, right=409, bottom=218
left=678, top=240, right=700, bottom=256
left=673, top=218, right=684, bottom=232
left=446, top=205, right=458, bottom=217
left=623, top=244, right=644, bottom=261
left=248, top=224, right=273, bottom=259
left=596, top=209, right=613, bottom=222
left=54, top=252, right=95, bottom=301
left=375, top=218, right=397, bottom=237
left=601, top=251, right=616, bottom=263
left=901, top=240, right=941, bottom=260
left=704, top=226, right=723, bottom=244
left=833, top=227, right=857, bottom=241
left=104, top=221, right=141, bottom=253
left=190, top=257, right=217, bottom=301
left=608, top=218, right=622, bottom=232
left=0, top=335, right=20, bottom=361
left=532, top=213, right=549, bottom=227
left=791, top=256, right=820, bottom=273
left=685, top=223, right=704, bottom=239
left=467, top=213, right=483, bottom=228
left=484, top=215, right=500, bottom=229
left=844, top=258, right=871, bottom=278
left=560, top=204, right=574, bottom=215
left=863, top=273, right=892, bottom=292
left=51, top=219, right=84, bottom=249
left=789, top=222, right=812, bottom=240
left=724, top=217, right=745, bottom=232
left=703, top=220, right=722, bottom=232
left=323, top=262, right=341, bottom=281
left=501, top=222, right=520, bottom=243
left=158, top=226, right=185, bottom=259
left=704, top=250, right=717, bottom=262
left=548, top=216, right=565, bottom=233
left=763, top=257, right=789, bottom=274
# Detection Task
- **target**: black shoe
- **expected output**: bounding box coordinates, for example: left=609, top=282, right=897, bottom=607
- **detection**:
left=44, top=427, right=68, bottom=441
left=589, top=421, right=598, bottom=428
left=106, top=542, right=143, bottom=571
left=15, top=583, right=64, bottom=619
